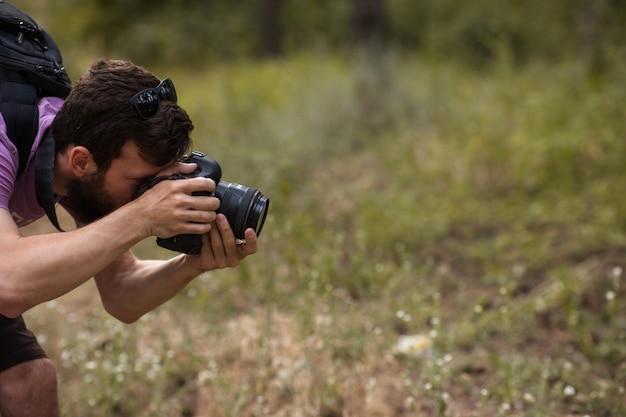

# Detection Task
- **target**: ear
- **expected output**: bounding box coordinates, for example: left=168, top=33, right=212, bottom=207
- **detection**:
left=68, top=146, right=98, bottom=178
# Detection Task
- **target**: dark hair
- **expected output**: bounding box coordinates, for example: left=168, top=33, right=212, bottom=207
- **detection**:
left=52, top=59, right=193, bottom=170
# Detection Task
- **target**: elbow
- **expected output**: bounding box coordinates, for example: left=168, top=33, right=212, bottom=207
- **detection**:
left=0, top=267, right=43, bottom=318
left=115, top=313, right=142, bottom=325
left=101, top=301, right=143, bottom=324
left=0, top=306, right=26, bottom=319
left=0, top=291, right=29, bottom=319
left=98, top=286, right=149, bottom=324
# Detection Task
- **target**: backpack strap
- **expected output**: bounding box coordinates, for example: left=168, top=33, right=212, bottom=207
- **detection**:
left=34, top=127, right=62, bottom=232
left=0, top=67, right=38, bottom=178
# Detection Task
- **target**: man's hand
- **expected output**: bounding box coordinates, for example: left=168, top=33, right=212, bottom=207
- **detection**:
left=131, top=161, right=258, bottom=271
left=131, top=161, right=219, bottom=239
left=192, top=214, right=258, bottom=271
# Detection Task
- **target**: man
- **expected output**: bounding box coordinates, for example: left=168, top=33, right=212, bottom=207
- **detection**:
left=0, top=59, right=258, bottom=416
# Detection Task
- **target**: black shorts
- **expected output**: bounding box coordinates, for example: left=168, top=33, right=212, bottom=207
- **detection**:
left=0, top=314, right=47, bottom=372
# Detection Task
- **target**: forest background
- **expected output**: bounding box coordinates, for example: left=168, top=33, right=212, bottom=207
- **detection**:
left=17, top=1, right=626, bottom=416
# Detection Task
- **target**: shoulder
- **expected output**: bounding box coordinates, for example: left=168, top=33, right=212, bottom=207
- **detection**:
left=38, top=96, right=64, bottom=124
left=0, top=119, right=18, bottom=183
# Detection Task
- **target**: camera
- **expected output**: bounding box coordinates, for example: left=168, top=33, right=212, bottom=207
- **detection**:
left=145, top=151, right=269, bottom=254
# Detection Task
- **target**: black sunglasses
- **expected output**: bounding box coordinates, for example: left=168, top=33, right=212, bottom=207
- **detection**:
left=77, top=78, right=177, bottom=132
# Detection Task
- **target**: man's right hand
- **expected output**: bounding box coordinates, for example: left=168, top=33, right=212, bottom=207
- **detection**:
left=131, top=175, right=221, bottom=239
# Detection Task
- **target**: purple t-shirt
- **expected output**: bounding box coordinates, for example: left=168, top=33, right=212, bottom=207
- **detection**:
left=0, top=97, right=64, bottom=227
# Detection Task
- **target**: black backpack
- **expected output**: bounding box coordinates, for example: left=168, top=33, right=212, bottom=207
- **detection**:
left=0, top=1, right=71, bottom=178
left=0, top=1, right=71, bottom=230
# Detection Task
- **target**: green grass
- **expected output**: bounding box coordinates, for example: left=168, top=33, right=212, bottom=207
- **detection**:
left=24, top=52, right=626, bottom=416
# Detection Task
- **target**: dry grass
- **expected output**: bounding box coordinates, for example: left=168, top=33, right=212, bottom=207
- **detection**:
left=18, top=54, right=626, bottom=416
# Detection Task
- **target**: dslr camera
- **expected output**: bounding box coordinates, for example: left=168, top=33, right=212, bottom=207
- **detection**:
left=135, top=151, right=269, bottom=254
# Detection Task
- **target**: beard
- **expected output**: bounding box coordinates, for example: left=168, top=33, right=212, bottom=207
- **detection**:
left=65, top=171, right=118, bottom=224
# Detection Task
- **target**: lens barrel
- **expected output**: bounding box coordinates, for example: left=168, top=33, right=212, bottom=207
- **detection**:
left=151, top=151, right=269, bottom=254
left=215, top=181, right=269, bottom=239
left=156, top=180, right=269, bottom=254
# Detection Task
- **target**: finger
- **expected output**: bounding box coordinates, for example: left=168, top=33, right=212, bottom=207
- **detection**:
left=215, top=214, right=237, bottom=247
left=208, top=220, right=227, bottom=263
left=153, top=161, right=195, bottom=177
left=244, top=228, right=258, bottom=242
left=200, top=233, right=215, bottom=264
left=170, top=177, right=216, bottom=195
left=194, top=229, right=223, bottom=270
left=148, top=181, right=219, bottom=215
left=184, top=195, right=220, bottom=213
left=185, top=208, right=217, bottom=225
left=239, top=228, right=258, bottom=255
left=179, top=161, right=199, bottom=175
left=213, top=214, right=246, bottom=267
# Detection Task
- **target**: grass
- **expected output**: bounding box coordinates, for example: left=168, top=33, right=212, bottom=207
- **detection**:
left=22, top=51, right=626, bottom=416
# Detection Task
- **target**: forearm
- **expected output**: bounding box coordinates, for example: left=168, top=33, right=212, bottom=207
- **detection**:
left=94, top=252, right=202, bottom=323
left=0, top=205, right=147, bottom=317
left=0, top=172, right=225, bottom=318
left=93, top=217, right=259, bottom=323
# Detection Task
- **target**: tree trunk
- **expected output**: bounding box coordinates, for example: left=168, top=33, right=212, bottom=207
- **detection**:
left=258, top=0, right=284, bottom=57
left=351, top=0, right=388, bottom=47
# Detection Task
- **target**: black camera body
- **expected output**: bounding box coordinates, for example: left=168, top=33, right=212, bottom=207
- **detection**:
left=155, top=151, right=269, bottom=254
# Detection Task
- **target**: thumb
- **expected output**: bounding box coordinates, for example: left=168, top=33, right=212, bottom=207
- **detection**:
left=178, top=161, right=198, bottom=175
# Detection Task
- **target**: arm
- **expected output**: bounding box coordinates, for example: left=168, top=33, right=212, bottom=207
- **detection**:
left=0, top=176, right=217, bottom=318
left=94, top=213, right=258, bottom=323
left=0, top=204, right=144, bottom=318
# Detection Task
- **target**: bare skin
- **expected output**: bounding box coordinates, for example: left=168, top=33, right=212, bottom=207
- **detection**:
left=0, top=359, right=59, bottom=417
left=0, top=141, right=258, bottom=414
left=0, top=141, right=257, bottom=319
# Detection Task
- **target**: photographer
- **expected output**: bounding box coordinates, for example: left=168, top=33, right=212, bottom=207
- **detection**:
left=0, top=59, right=258, bottom=416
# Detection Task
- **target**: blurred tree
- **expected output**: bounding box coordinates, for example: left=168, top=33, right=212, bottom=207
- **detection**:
left=578, top=0, right=626, bottom=76
left=282, top=0, right=350, bottom=53
left=351, top=0, right=387, bottom=47
left=22, top=0, right=626, bottom=70
left=351, top=1, right=393, bottom=142
left=258, top=0, right=284, bottom=57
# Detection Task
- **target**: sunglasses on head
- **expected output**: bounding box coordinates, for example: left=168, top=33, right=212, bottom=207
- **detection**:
left=77, top=78, right=177, bottom=132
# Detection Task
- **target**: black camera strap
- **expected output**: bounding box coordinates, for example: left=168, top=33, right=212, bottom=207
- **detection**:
left=34, top=128, right=63, bottom=232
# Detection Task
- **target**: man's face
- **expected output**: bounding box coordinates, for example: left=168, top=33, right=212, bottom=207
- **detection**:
left=67, top=141, right=169, bottom=223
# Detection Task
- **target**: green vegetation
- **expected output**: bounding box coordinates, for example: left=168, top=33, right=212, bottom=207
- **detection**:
left=22, top=51, right=626, bottom=415
left=5, top=0, right=623, bottom=414
left=24, top=0, right=626, bottom=74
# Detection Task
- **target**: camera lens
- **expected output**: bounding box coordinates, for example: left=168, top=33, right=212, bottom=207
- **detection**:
left=155, top=177, right=270, bottom=254
left=215, top=181, right=269, bottom=239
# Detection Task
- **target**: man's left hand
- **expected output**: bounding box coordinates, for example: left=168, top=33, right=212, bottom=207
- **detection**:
left=191, top=213, right=258, bottom=271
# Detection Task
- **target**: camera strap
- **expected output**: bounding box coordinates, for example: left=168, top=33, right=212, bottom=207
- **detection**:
left=34, top=128, right=63, bottom=232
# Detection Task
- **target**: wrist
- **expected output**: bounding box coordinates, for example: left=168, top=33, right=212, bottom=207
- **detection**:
left=123, top=199, right=156, bottom=239
left=179, top=253, right=208, bottom=277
